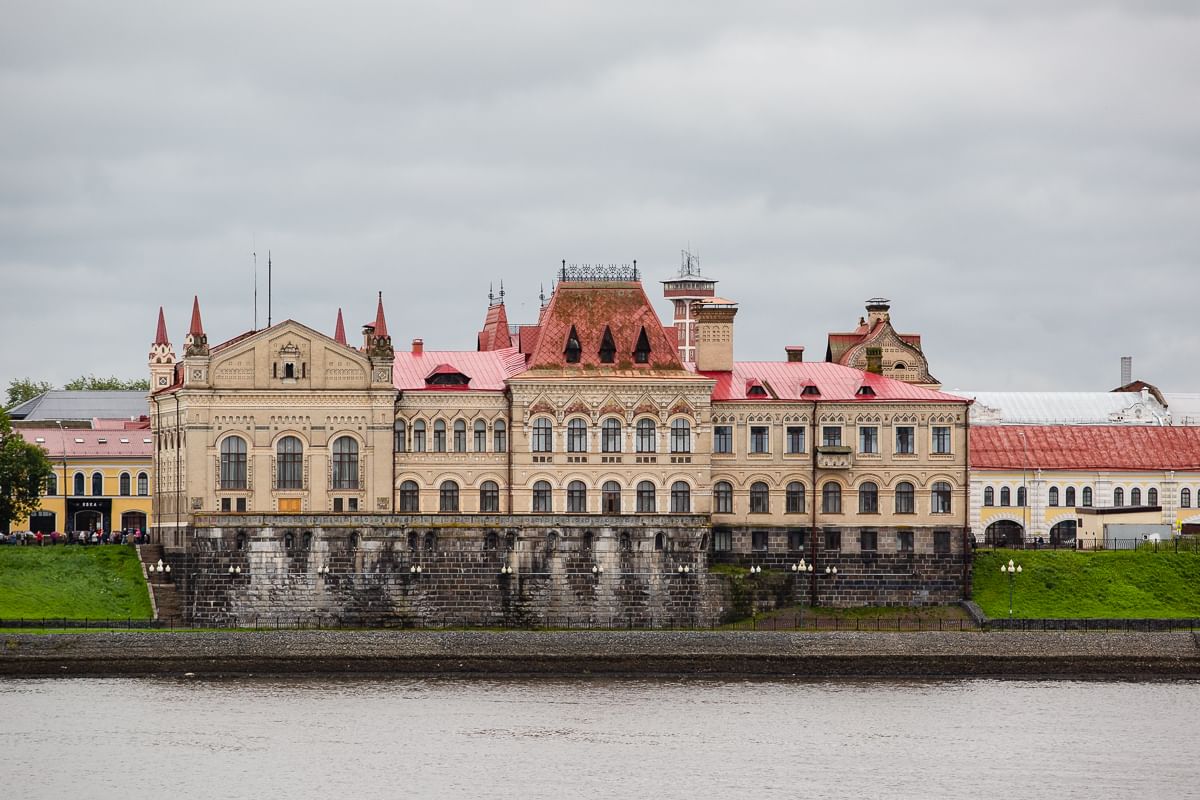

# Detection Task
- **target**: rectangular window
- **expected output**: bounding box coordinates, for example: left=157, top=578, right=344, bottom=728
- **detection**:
left=786, top=426, right=805, bottom=454
left=221, top=497, right=231, bottom=512
left=788, top=529, right=807, bottom=551
left=933, top=531, right=951, bottom=554
left=859, top=530, right=877, bottom=552
left=713, top=529, right=733, bottom=552
left=823, top=529, right=841, bottom=552
left=474, top=428, right=487, bottom=452
left=822, top=426, right=841, bottom=447
left=932, top=425, right=951, bottom=454
left=236, top=497, right=247, bottom=512
left=896, top=426, right=915, bottom=454
left=333, top=497, right=344, bottom=512
left=713, top=425, right=733, bottom=454
left=898, top=531, right=915, bottom=553
left=750, top=426, right=770, bottom=454
left=751, top=530, right=769, bottom=551
left=859, top=426, right=878, bottom=454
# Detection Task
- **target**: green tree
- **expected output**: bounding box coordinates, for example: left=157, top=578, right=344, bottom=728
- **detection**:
left=5, top=378, right=54, bottom=409
left=62, top=375, right=150, bottom=391
left=0, top=408, right=54, bottom=534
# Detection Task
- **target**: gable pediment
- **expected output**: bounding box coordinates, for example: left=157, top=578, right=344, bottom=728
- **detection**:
left=209, top=320, right=372, bottom=390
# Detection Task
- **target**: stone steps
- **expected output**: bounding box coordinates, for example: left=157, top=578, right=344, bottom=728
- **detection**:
left=137, top=544, right=182, bottom=622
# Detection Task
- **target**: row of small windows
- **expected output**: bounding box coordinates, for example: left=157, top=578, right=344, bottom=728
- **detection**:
left=46, top=472, right=149, bottom=497
left=712, top=480, right=953, bottom=515
left=395, top=419, right=507, bottom=453
left=218, top=435, right=359, bottom=491
left=712, top=424, right=952, bottom=455
left=712, top=528, right=954, bottom=554
left=397, top=479, right=694, bottom=514
left=983, top=486, right=1194, bottom=508
left=532, top=418, right=692, bottom=454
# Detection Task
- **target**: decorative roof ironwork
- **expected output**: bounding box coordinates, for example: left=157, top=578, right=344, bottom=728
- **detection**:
left=558, top=260, right=639, bottom=282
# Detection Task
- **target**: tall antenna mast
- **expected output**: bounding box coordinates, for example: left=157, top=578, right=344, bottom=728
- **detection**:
left=253, top=245, right=258, bottom=330
left=267, top=250, right=272, bottom=328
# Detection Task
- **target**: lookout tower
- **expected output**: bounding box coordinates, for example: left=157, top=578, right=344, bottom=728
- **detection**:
left=661, top=249, right=716, bottom=364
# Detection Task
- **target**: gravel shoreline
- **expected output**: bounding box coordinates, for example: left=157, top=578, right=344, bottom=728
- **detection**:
left=3, top=630, right=1199, bottom=678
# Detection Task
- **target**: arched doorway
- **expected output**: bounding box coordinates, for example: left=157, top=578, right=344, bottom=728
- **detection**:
left=73, top=510, right=102, bottom=533
left=121, top=511, right=147, bottom=535
left=985, top=520, right=1025, bottom=547
left=1049, top=520, right=1077, bottom=547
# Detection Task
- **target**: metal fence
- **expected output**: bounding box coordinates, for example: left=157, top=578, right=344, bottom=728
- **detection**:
left=976, top=537, right=1200, bottom=553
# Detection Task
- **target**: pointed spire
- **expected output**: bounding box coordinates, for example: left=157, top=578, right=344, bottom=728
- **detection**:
left=499, top=280, right=505, bottom=304
left=334, top=308, right=347, bottom=346
left=489, top=283, right=495, bottom=305
left=154, top=307, right=169, bottom=345
left=189, top=295, right=205, bottom=336
left=373, top=291, right=388, bottom=338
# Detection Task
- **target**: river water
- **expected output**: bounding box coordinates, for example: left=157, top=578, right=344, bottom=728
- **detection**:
left=1, top=677, right=1197, bottom=799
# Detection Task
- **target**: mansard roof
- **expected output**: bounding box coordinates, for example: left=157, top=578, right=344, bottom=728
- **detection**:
left=698, top=361, right=965, bottom=403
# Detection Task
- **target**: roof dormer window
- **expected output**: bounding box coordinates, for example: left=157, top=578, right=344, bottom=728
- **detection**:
left=599, top=326, right=616, bottom=364
left=424, top=364, right=471, bottom=387
left=564, top=325, right=582, bottom=364
left=746, top=380, right=768, bottom=398
left=856, top=385, right=876, bottom=397
left=801, top=384, right=821, bottom=397
left=633, top=327, right=651, bottom=364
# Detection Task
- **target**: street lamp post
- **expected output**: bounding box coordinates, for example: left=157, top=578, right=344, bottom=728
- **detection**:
left=1002, top=558, right=1023, bottom=618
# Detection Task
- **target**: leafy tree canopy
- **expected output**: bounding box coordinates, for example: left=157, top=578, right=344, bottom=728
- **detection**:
left=62, top=375, right=150, bottom=391
left=5, top=378, right=53, bottom=409
left=0, top=408, right=54, bottom=534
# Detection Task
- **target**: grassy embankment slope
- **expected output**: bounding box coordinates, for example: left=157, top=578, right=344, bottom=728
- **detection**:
left=0, top=545, right=152, bottom=619
left=973, top=548, right=1200, bottom=619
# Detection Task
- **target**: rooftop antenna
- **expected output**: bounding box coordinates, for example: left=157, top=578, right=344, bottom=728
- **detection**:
left=267, top=250, right=272, bottom=328
left=252, top=240, right=258, bottom=331
left=680, top=247, right=700, bottom=277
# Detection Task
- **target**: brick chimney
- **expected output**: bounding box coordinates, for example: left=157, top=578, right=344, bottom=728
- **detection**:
left=785, top=346, right=804, bottom=363
left=412, top=338, right=424, bottom=355
left=694, top=300, right=737, bottom=372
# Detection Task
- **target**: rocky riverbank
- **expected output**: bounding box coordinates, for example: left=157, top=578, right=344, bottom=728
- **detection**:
left=2, top=630, right=1198, bottom=678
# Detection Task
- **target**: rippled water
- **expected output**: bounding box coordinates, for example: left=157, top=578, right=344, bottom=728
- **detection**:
left=1, top=677, right=1198, bottom=799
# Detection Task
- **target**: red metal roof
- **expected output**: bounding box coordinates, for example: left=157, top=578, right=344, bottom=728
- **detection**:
left=372, top=293, right=389, bottom=338
left=698, top=361, right=966, bottom=403
left=393, top=348, right=526, bottom=392
left=477, top=302, right=512, bottom=351
left=970, top=425, right=1200, bottom=472
left=188, top=296, right=204, bottom=336
left=154, top=307, right=169, bottom=345
left=18, top=428, right=153, bottom=458
left=334, top=309, right=346, bottom=346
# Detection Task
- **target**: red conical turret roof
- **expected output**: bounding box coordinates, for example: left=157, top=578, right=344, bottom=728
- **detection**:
left=154, top=307, right=169, bottom=345
left=334, top=308, right=347, bottom=345
left=373, top=292, right=388, bottom=338
left=188, top=295, right=205, bottom=336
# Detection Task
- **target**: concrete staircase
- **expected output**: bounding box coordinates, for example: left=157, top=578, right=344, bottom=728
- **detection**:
left=138, top=544, right=183, bottom=623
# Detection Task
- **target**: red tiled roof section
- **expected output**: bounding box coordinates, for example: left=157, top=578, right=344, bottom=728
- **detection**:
left=699, top=361, right=966, bottom=402
left=477, top=303, right=512, bottom=351
left=524, top=282, right=684, bottom=370
left=154, top=307, right=169, bottom=345
left=18, top=428, right=153, bottom=458
left=970, top=425, right=1200, bottom=471
left=393, top=348, right=526, bottom=392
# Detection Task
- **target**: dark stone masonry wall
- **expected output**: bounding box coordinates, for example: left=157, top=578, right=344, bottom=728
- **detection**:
left=168, top=514, right=728, bottom=627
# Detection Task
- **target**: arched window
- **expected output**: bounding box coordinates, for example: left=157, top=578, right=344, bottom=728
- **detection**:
left=602, top=481, right=622, bottom=514
left=399, top=480, right=420, bottom=512
left=73, top=472, right=84, bottom=496
left=858, top=482, right=878, bottom=514
left=137, top=472, right=148, bottom=496
left=636, top=419, right=657, bottom=453
left=636, top=480, right=656, bottom=513
left=822, top=483, right=842, bottom=513
left=473, top=420, right=487, bottom=452
left=1016, top=486, right=1026, bottom=507
left=670, top=481, right=691, bottom=513
left=654, top=532, right=664, bottom=550
left=1114, top=487, right=1124, bottom=506
left=786, top=482, right=805, bottom=514
left=119, top=473, right=131, bottom=496
left=493, top=420, right=507, bottom=453
left=332, top=436, right=359, bottom=489
left=46, top=473, right=57, bottom=496
left=412, top=420, right=426, bottom=452
left=432, top=420, right=447, bottom=452
left=1048, top=486, right=1059, bottom=507
left=670, top=419, right=691, bottom=453
left=91, top=472, right=103, bottom=496
left=1065, top=487, right=1076, bottom=507
left=532, top=480, right=553, bottom=512
left=1181, top=488, right=1192, bottom=509
left=394, top=420, right=407, bottom=452
left=567, top=419, right=587, bottom=453
left=601, top=418, right=622, bottom=453
left=453, top=420, right=467, bottom=453
left=1082, top=486, right=1093, bottom=507
left=276, top=436, right=303, bottom=489
left=750, top=481, right=770, bottom=514
left=479, top=480, right=499, bottom=512
left=1148, top=488, right=1158, bottom=506
left=932, top=481, right=952, bottom=513
left=567, top=480, right=587, bottom=513
left=984, top=486, right=994, bottom=506
left=532, top=418, right=553, bottom=453
left=714, top=481, right=733, bottom=514
left=220, top=436, right=248, bottom=490
left=1131, top=488, right=1142, bottom=506
left=895, top=482, right=915, bottom=514
left=484, top=532, right=498, bottom=550
left=439, top=480, right=459, bottom=512
left=999, top=487, right=1011, bottom=506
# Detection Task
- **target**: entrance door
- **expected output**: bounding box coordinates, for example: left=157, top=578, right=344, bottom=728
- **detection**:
left=121, top=511, right=147, bottom=534
left=29, top=510, right=56, bottom=534
left=74, top=510, right=102, bottom=533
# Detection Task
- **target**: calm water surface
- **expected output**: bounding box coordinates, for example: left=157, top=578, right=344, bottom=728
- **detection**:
left=1, top=677, right=1197, bottom=799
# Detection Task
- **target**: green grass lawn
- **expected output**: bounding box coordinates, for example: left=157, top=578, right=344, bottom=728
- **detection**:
left=0, top=545, right=152, bottom=619
left=973, top=549, right=1200, bottom=619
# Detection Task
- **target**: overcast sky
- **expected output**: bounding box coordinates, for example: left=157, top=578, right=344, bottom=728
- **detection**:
left=2, top=1, right=1197, bottom=394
